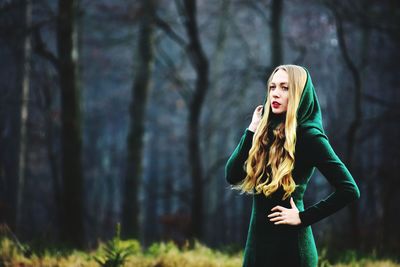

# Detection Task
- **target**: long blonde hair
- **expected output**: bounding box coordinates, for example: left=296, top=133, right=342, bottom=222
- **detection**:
left=233, top=65, right=307, bottom=200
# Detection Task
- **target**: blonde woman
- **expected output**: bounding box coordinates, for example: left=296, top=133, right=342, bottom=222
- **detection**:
left=225, top=65, right=360, bottom=267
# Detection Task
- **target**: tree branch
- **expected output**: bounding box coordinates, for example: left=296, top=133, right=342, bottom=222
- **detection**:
left=33, top=28, right=59, bottom=71
left=154, top=14, right=187, bottom=48
left=155, top=40, right=192, bottom=104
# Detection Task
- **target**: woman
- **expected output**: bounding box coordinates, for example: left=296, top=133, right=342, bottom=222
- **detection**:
left=225, top=65, right=360, bottom=267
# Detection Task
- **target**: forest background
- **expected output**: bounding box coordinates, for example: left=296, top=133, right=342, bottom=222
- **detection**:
left=0, top=0, right=399, bottom=264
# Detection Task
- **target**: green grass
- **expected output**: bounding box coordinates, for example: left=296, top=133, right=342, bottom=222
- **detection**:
left=317, top=246, right=400, bottom=266
left=0, top=236, right=398, bottom=267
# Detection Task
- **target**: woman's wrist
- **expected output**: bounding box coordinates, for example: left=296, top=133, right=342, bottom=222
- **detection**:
left=248, top=123, right=258, bottom=132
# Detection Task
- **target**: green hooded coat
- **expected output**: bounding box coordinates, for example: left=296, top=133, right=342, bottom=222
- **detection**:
left=225, top=67, right=360, bottom=267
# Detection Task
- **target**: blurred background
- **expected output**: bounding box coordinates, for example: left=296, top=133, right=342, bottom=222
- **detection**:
left=0, top=0, right=399, bottom=260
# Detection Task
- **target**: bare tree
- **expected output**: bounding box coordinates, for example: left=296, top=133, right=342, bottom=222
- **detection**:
left=57, top=0, right=84, bottom=248
left=14, top=0, right=32, bottom=236
left=320, top=0, right=391, bottom=250
left=122, top=0, right=155, bottom=239
left=174, top=0, right=210, bottom=240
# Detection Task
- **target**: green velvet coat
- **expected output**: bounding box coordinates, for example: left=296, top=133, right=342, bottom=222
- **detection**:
left=225, top=67, right=361, bottom=267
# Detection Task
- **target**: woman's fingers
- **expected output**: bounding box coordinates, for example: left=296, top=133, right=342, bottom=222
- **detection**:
left=268, top=205, right=301, bottom=225
left=268, top=205, right=292, bottom=224
left=271, top=205, right=285, bottom=212
left=274, top=219, right=286, bottom=225
left=270, top=215, right=284, bottom=222
left=267, top=212, right=281, bottom=218
left=254, top=105, right=263, bottom=115
left=290, top=197, right=298, bottom=210
left=254, top=106, right=263, bottom=117
left=268, top=209, right=285, bottom=222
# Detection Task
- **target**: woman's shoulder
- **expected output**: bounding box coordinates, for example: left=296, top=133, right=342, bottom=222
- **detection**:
left=296, top=127, right=329, bottom=146
left=295, top=127, right=335, bottom=166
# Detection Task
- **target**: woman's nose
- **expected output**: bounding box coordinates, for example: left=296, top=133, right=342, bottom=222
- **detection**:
left=272, top=91, right=280, bottom=98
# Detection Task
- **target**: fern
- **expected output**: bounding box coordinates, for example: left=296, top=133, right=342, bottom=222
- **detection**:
left=94, top=223, right=137, bottom=267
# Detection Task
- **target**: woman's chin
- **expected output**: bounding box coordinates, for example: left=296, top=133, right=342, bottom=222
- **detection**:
left=271, top=109, right=285, bottom=114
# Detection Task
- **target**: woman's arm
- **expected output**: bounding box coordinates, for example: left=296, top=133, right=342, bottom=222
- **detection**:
left=298, top=130, right=361, bottom=227
left=224, top=128, right=254, bottom=185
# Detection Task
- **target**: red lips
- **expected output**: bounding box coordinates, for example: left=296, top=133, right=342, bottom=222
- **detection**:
left=272, top=101, right=281, bottom=108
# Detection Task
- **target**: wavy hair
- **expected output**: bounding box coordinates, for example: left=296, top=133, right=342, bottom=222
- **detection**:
left=233, top=65, right=307, bottom=200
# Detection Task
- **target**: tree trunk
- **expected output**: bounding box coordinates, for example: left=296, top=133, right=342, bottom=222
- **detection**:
left=15, top=0, right=32, bottom=236
left=332, top=6, right=363, bottom=249
left=122, top=0, right=155, bottom=239
left=41, top=68, right=62, bottom=240
left=57, top=0, right=84, bottom=248
left=144, top=130, right=162, bottom=246
left=179, top=0, right=210, bottom=240
left=270, top=0, right=283, bottom=67
left=206, top=0, right=230, bottom=245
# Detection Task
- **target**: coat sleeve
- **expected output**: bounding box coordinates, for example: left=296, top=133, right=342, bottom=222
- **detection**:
left=224, top=128, right=254, bottom=185
left=298, top=130, right=361, bottom=227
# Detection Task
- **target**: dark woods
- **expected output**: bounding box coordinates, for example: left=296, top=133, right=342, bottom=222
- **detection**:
left=0, top=0, right=399, bottom=258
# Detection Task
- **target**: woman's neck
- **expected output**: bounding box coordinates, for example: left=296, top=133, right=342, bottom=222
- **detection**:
left=269, top=112, right=286, bottom=128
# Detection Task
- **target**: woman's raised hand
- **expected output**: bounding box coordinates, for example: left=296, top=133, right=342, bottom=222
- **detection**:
left=248, top=105, right=264, bottom=132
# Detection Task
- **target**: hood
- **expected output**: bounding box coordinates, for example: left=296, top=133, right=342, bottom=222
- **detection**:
left=261, top=66, right=325, bottom=134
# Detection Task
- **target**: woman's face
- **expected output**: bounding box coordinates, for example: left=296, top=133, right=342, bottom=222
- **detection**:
left=269, top=69, right=289, bottom=114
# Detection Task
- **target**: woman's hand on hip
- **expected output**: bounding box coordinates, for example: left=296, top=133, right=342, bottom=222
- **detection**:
left=267, top=197, right=301, bottom=226
left=248, top=105, right=263, bottom=132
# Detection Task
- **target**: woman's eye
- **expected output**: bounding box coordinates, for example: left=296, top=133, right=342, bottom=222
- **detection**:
left=283, top=87, right=289, bottom=90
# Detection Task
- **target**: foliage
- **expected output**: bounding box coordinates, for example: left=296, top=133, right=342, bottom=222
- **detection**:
left=93, top=223, right=140, bottom=267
